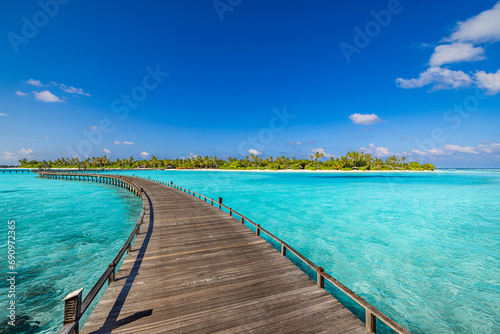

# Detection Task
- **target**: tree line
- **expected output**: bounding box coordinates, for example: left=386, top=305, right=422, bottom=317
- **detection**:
left=18, top=151, right=435, bottom=171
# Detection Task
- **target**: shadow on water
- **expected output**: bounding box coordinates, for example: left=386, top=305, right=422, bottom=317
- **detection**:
left=87, top=190, right=155, bottom=333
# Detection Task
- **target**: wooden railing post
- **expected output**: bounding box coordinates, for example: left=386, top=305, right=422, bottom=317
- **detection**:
left=281, top=243, right=287, bottom=256
left=241, top=217, right=244, bottom=224
left=229, top=208, right=232, bottom=216
left=256, top=224, right=260, bottom=236
left=62, top=288, right=84, bottom=334
left=218, top=197, right=222, bottom=209
left=109, top=264, right=115, bottom=284
left=317, top=267, right=324, bottom=288
left=366, top=309, right=376, bottom=333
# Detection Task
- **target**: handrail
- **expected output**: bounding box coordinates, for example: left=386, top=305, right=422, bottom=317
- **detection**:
left=149, top=177, right=411, bottom=334
left=37, top=172, right=146, bottom=334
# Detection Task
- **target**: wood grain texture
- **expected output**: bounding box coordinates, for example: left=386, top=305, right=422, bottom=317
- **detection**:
left=79, top=177, right=366, bottom=334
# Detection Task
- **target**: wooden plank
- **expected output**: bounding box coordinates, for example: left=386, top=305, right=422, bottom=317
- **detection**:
left=46, top=174, right=367, bottom=334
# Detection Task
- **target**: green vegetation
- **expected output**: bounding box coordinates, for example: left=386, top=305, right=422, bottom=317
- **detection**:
left=18, top=151, right=435, bottom=171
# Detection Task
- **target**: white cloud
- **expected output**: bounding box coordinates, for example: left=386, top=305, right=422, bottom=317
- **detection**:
left=348, top=113, right=382, bottom=125
left=15, top=90, right=28, bottom=96
left=26, top=79, right=43, bottom=87
left=58, top=83, right=91, bottom=97
left=411, top=143, right=500, bottom=156
left=19, top=148, right=34, bottom=155
left=443, top=144, right=478, bottom=154
left=474, top=69, right=500, bottom=95
left=287, top=141, right=303, bottom=145
left=113, top=140, right=135, bottom=145
left=104, top=148, right=112, bottom=154
left=429, top=43, right=485, bottom=67
left=447, top=2, right=500, bottom=43
left=248, top=149, right=262, bottom=156
left=189, top=152, right=198, bottom=158
left=360, top=143, right=393, bottom=157
left=310, top=148, right=334, bottom=158
left=3, top=148, right=34, bottom=160
left=3, top=151, right=17, bottom=159
left=33, top=90, right=63, bottom=102
left=396, top=67, right=473, bottom=90
left=140, top=151, right=150, bottom=158
left=411, top=149, right=428, bottom=156
left=0, top=113, right=7, bottom=116
left=479, top=142, right=500, bottom=154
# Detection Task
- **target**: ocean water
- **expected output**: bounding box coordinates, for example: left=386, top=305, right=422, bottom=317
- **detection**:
left=0, top=172, right=142, bottom=333
left=1, top=170, right=499, bottom=333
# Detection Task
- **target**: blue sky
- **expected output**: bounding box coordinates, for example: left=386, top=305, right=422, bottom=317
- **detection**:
left=0, top=0, right=499, bottom=167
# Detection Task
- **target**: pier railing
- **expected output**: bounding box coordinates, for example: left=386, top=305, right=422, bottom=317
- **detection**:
left=147, top=177, right=411, bottom=334
left=41, top=172, right=411, bottom=334
left=37, top=172, right=146, bottom=334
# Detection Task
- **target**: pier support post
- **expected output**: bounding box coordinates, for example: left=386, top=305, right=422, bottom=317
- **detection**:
left=366, top=309, right=376, bottom=334
left=62, top=288, right=84, bottom=334
left=317, top=267, right=324, bottom=288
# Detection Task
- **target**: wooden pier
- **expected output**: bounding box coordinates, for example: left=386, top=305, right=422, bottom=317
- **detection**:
left=38, top=172, right=411, bottom=334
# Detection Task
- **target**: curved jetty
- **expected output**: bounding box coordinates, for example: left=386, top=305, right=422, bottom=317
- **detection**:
left=38, top=172, right=411, bottom=334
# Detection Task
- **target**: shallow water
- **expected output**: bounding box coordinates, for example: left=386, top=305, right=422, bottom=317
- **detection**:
left=1, top=170, right=499, bottom=333
left=0, top=172, right=142, bottom=333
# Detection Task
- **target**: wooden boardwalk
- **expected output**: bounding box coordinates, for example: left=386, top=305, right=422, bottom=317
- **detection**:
left=80, top=177, right=366, bottom=334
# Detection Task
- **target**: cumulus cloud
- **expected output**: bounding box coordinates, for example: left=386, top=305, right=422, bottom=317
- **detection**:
left=478, top=142, right=500, bottom=153
left=287, top=141, right=303, bottom=145
left=396, top=67, right=473, bottom=90
left=19, top=148, right=34, bottom=155
left=0, top=113, right=7, bottom=116
left=475, top=69, right=500, bottom=95
left=349, top=113, right=382, bottom=125
left=113, top=140, right=135, bottom=145
left=360, top=143, right=393, bottom=157
left=447, top=1, right=500, bottom=43
left=248, top=149, right=262, bottom=155
left=15, top=90, right=28, bottom=96
left=26, top=79, right=43, bottom=87
left=397, top=2, right=500, bottom=95
left=429, top=43, right=485, bottom=66
left=3, top=148, right=34, bottom=160
left=104, top=148, right=112, bottom=154
left=33, top=90, right=63, bottom=102
left=310, top=148, right=333, bottom=158
left=140, top=151, right=150, bottom=158
left=443, top=144, right=478, bottom=154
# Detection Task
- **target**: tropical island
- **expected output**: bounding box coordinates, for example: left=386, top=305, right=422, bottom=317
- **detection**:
left=19, top=151, right=435, bottom=171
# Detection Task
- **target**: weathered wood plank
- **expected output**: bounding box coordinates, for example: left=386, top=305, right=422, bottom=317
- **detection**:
left=64, top=176, right=368, bottom=333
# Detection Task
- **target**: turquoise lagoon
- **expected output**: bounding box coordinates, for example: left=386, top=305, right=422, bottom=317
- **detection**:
left=1, top=170, right=499, bottom=333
